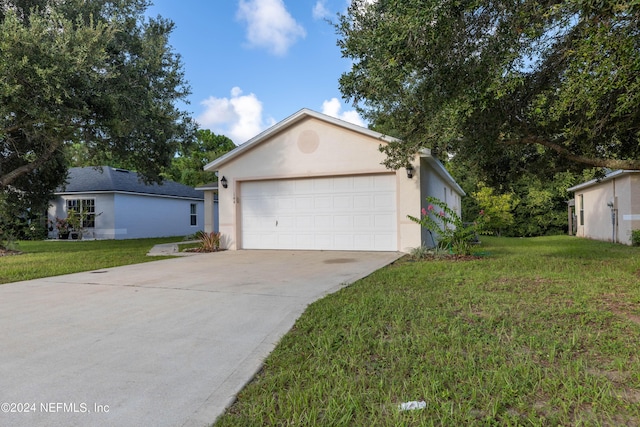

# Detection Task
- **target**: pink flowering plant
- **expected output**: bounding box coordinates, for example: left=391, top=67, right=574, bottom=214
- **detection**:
left=408, top=196, right=483, bottom=256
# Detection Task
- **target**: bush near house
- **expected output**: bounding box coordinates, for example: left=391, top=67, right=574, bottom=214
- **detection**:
left=408, top=196, right=483, bottom=256
left=632, top=229, right=640, bottom=246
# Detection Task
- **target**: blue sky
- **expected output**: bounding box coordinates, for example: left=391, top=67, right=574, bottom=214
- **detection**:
left=146, top=0, right=365, bottom=144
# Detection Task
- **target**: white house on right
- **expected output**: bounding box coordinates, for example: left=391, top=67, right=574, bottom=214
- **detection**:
left=567, top=170, right=640, bottom=245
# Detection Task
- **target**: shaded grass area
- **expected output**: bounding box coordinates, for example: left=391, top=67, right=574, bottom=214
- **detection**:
left=216, top=236, right=640, bottom=426
left=0, top=237, right=182, bottom=284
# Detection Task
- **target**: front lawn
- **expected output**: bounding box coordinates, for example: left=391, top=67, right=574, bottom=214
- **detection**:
left=0, top=237, right=183, bottom=284
left=215, top=236, right=640, bottom=426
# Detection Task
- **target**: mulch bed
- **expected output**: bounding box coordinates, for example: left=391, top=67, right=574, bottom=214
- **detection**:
left=183, top=248, right=225, bottom=253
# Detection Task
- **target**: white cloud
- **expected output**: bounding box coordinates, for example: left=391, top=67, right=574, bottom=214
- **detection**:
left=312, top=1, right=331, bottom=20
left=321, top=98, right=365, bottom=127
left=197, top=87, right=275, bottom=144
left=237, top=0, right=306, bottom=56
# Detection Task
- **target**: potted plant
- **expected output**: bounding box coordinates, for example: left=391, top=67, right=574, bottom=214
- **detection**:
left=66, top=210, right=85, bottom=240
left=55, top=217, right=71, bottom=239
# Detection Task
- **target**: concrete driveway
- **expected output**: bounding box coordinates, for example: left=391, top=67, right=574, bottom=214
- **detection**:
left=0, top=250, right=401, bottom=427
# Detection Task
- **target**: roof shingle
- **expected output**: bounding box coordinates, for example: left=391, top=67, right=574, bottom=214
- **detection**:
left=55, top=167, right=204, bottom=200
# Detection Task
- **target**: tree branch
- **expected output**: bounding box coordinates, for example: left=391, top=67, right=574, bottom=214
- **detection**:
left=519, top=136, right=640, bottom=170
left=0, top=137, right=63, bottom=188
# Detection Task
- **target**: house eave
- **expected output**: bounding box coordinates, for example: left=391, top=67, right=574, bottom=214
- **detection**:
left=567, top=170, right=640, bottom=192
left=195, top=182, right=219, bottom=191
left=53, top=190, right=204, bottom=202
left=419, top=149, right=466, bottom=196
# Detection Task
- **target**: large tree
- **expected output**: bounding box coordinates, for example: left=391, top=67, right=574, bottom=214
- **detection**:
left=164, top=129, right=236, bottom=188
left=0, top=0, right=195, bottom=197
left=337, top=0, right=640, bottom=176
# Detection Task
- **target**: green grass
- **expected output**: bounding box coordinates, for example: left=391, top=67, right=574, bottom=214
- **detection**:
left=0, top=237, right=183, bottom=284
left=215, top=236, right=640, bottom=426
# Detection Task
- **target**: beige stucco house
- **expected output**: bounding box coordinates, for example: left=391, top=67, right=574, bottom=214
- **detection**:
left=567, top=170, right=640, bottom=245
left=201, top=109, right=465, bottom=252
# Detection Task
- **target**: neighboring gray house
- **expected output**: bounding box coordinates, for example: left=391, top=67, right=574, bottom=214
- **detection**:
left=48, top=166, right=206, bottom=240
left=567, top=170, right=640, bottom=245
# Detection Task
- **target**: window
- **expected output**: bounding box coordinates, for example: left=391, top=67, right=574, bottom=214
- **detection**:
left=190, top=203, right=197, bottom=226
left=579, top=194, right=584, bottom=226
left=66, top=199, right=95, bottom=228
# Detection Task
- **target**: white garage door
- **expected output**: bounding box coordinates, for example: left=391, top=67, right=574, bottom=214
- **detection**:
left=241, top=174, right=397, bottom=251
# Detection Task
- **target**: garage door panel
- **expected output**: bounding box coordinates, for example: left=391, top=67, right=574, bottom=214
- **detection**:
left=333, top=178, right=353, bottom=192
left=315, top=215, right=332, bottom=228
left=296, top=216, right=314, bottom=228
left=353, top=176, right=373, bottom=190
left=353, top=195, right=372, bottom=210
left=353, top=215, right=372, bottom=229
left=312, top=179, right=332, bottom=192
left=334, top=215, right=352, bottom=229
left=314, top=196, right=333, bottom=210
left=295, top=179, right=314, bottom=192
left=277, top=197, right=296, bottom=210
left=296, top=197, right=314, bottom=210
left=374, top=174, right=395, bottom=190
left=375, top=214, right=395, bottom=229
left=334, top=196, right=352, bottom=209
left=241, top=175, right=397, bottom=251
left=374, top=193, right=394, bottom=208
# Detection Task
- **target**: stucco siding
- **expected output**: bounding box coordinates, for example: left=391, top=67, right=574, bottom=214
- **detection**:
left=616, top=175, right=632, bottom=244
left=112, top=194, right=203, bottom=239
left=573, top=174, right=639, bottom=245
left=628, top=174, right=640, bottom=242
left=578, top=184, right=613, bottom=242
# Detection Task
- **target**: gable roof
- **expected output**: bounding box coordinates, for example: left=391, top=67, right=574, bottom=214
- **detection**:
left=204, top=108, right=399, bottom=171
left=567, top=170, right=640, bottom=192
left=55, top=167, right=204, bottom=200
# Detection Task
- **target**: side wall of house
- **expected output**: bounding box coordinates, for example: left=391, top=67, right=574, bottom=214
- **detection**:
left=419, top=158, right=463, bottom=248
left=575, top=175, right=635, bottom=244
left=113, top=194, right=203, bottom=239
left=576, top=182, right=614, bottom=242
left=621, top=174, right=640, bottom=244
left=616, top=175, right=632, bottom=244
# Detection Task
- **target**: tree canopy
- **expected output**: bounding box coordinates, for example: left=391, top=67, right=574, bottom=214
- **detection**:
left=0, top=0, right=195, bottom=197
left=163, top=129, right=236, bottom=188
left=337, top=0, right=640, bottom=177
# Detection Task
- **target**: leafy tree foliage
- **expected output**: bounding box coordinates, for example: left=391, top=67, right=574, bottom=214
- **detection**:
left=450, top=158, right=597, bottom=237
left=337, top=0, right=640, bottom=176
left=473, top=184, right=515, bottom=236
left=164, top=130, right=236, bottom=187
left=0, top=0, right=195, bottom=201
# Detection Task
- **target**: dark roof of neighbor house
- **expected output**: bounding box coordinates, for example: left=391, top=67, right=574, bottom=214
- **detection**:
left=55, top=166, right=204, bottom=200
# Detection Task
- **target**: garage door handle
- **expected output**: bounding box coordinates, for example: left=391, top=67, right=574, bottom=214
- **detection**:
left=276, top=220, right=278, bottom=227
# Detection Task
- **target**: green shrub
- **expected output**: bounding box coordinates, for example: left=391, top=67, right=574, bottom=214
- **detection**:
left=408, top=196, right=484, bottom=256
left=632, top=229, right=640, bottom=246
